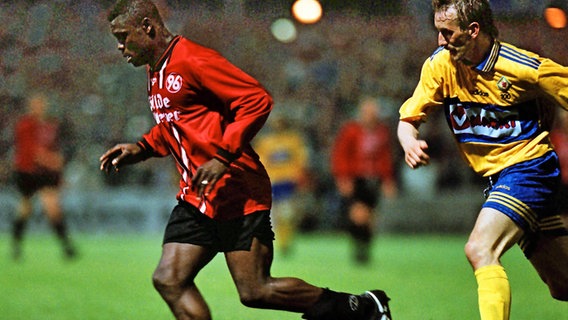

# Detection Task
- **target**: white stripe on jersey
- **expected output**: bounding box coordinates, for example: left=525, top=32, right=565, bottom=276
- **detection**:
left=158, top=58, right=168, bottom=89
left=171, top=125, right=191, bottom=184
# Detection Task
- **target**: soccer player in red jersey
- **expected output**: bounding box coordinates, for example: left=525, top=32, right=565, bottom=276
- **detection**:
left=100, top=1, right=391, bottom=319
left=331, top=97, right=397, bottom=264
left=12, top=93, right=77, bottom=260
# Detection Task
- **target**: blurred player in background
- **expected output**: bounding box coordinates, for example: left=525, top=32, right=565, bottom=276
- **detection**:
left=11, top=93, right=76, bottom=260
left=254, top=116, right=310, bottom=256
left=101, top=1, right=392, bottom=319
left=398, top=0, right=568, bottom=319
left=331, top=96, right=397, bottom=264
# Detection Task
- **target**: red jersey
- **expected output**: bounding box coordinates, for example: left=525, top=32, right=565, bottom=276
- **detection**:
left=331, top=121, right=395, bottom=182
left=139, top=36, right=272, bottom=220
left=14, top=114, right=62, bottom=173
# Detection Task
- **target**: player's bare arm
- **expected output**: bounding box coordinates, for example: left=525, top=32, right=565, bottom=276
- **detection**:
left=397, top=120, right=430, bottom=169
left=99, top=143, right=145, bottom=172
left=191, top=158, right=228, bottom=199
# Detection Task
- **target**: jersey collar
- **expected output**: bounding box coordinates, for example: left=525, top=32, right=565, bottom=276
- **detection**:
left=151, top=35, right=181, bottom=72
left=474, top=40, right=500, bottom=73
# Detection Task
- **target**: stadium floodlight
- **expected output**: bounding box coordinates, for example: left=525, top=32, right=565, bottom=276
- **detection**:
left=545, top=0, right=567, bottom=29
left=292, top=0, right=323, bottom=24
left=271, top=18, right=297, bottom=43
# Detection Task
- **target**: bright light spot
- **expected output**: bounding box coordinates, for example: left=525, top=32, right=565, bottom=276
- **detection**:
left=544, top=7, right=567, bottom=29
left=292, top=0, right=322, bottom=24
left=271, top=18, right=297, bottom=43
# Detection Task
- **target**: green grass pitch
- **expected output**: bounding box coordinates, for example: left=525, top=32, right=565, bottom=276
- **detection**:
left=1, top=233, right=566, bottom=319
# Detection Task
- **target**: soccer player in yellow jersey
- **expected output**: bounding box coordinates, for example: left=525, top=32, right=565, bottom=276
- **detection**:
left=255, top=116, right=309, bottom=255
left=398, top=1, right=568, bottom=319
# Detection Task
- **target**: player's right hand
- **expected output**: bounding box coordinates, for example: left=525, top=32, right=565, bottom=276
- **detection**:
left=403, top=139, right=430, bottom=169
left=99, top=143, right=143, bottom=173
left=397, top=120, right=430, bottom=169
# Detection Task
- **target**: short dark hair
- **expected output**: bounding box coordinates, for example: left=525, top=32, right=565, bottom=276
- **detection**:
left=432, top=0, right=499, bottom=38
left=108, top=0, right=164, bottom=26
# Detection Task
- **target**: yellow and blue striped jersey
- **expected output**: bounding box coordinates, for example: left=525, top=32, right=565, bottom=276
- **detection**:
left=400, top=41, right=568, bottom=176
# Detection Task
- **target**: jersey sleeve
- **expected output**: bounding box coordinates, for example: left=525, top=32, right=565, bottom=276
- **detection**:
left=140, top=125, right=170, bottom=157
left=399, top=51, right=446, bottom=123
left=330, top=123, right=356, bottom=178
left=15, top=118, right=36, bottom=152
left=537, top=58, right=568, bottom=111
left=196, top=54, right=273, bottom=163
left=14, top=117, right=38, bottom=170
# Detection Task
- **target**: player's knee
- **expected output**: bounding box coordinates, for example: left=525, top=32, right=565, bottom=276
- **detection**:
left=152, top=266, right=180, bottom=292
left=152, top=268, right=168, bottom=291
left=464, top=240, right=480, bottom=265
left=464, top=239, right=492, bottom=268
left=239, top=294, right=264, bottom=308
left=236, top=285, right=267, bottom=308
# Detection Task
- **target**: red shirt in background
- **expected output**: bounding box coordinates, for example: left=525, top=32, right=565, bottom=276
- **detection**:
left=14, top=114, right=62, bottom=174
left=331, top=121, right=395, bottom=183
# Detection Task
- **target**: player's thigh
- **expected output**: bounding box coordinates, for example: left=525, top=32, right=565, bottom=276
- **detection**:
left=154, top=242, right=216, bottom=285
left=528, top=232, right=568, bottom=300
left=225, top=238, right=273, bottom=288
left=39, top=187, right=62, bottom=218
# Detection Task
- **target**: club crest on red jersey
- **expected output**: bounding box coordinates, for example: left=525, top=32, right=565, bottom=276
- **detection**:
left=166, top=73, right=183, bottom=93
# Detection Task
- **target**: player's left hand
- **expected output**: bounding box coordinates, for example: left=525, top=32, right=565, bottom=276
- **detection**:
left=191, top=158, right=228, bottom=199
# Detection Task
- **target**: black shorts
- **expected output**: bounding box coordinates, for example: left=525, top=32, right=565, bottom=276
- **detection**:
left=15, top=171, right=61, bottom=197
left=352, top=178, right=380, bottom=208
left=163, top=201, right=275, bottom=252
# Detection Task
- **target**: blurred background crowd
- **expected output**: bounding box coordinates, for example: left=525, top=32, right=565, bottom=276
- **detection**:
left=2, top=0, right=568, bottom=236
